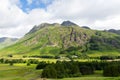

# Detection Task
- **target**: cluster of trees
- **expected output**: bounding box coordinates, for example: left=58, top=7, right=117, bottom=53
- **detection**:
left=0, top=58, right=39, bottom=65
left=36, top=61, right=96, bottom=78
left=100, top=56, right=115, bottom=60
left=36, top=61, right=120, bottom=78
left=29, top=55, right=54, bottom=59
left=0, top=58, right=26, bottom=63
left=103, top=63, right=120, bottom=77
left=90, top=55, right=120, bottom=60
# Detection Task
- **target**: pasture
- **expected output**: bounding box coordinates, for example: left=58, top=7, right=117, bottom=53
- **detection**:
left=0, top=58, right=120, bottom=80
left=0, top=63, right=42, bottom=80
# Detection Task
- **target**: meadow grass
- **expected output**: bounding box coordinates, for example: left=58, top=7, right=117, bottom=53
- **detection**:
left=0, top=63, right=42, bottom=80
left=0, top=63, right=120, bottom=80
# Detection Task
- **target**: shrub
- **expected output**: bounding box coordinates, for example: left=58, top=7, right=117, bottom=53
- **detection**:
left=28, top=59, right=39, bottom=64
left=79, top=65, right=94, bottom=75
left=36, top=61, right=48, bottom=69
left=9, top=61, right=14, bottom=66
left=27, top=62, right=31, bottom=66
left=8, top=54, right=13, bottom=57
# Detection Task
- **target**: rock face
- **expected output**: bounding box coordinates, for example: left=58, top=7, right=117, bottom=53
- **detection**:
left=61, top=21, right=78, bottom=26
left=1, top=21, right=120, bottom=56
left=27, top=23, right=61, bottom=34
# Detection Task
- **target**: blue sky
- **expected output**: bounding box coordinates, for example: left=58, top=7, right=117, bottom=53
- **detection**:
left=19, top=0, right=53, bottom=12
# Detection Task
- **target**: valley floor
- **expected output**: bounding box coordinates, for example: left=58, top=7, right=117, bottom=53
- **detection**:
left=0, top=63, right=120, bottom=80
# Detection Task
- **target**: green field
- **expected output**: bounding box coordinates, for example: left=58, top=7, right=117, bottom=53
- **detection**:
left=0, top=63, right=120, bottom=80
left=0, top=63, right=42, bottom=80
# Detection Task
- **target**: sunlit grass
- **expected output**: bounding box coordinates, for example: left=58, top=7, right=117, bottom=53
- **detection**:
left=0, top=63, right=42, bottom=80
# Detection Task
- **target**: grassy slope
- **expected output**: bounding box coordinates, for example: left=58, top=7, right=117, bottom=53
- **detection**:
left=0, top=26, right=94, bottom=56
left=0, top=63, right=42, bottom=80
left=0, top=25, right=120, bottom=57
left=0, top=38, right=17, bottom=49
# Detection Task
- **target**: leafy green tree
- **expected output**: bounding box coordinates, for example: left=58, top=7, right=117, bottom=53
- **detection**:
left=9, top=61, right=14, bottom=66
left=79, top=65, right=94, bottom=75
left=55, top=61, right=67, bottom=78
left=27, top=62, right=31, bottom=66
left=36, top=61, right=48, bottom=69
left=103, top=65, right=120, bottom=77
left=41, top=65, right=57, bottom=78
left=70, top=65, right=81, bottom=77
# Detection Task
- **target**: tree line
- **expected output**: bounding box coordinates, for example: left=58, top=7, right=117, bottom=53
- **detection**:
left=36, top=61, right=120, bottom=78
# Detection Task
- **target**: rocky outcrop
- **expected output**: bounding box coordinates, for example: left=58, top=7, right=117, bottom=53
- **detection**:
left=61, top=21, right=78, bottom=26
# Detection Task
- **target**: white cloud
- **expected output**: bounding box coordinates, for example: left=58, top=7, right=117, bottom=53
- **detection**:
left=1, top=0, right=120, bottom=38
left=48, top=0, right=120, bottom=29
left=0, top=0, right=54, bottom=38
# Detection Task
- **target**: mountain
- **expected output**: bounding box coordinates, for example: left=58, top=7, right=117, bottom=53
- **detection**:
left=27, top=23, right=60, bottom=34
left=107, top=29, right=120, bottom=35
left=0, top=21, right=120, bottom=57
left=61, top=21, right=78, bottom=26
left=0, top=37, right=18, bottom=49
left=81, top=26, right=91, bottom=29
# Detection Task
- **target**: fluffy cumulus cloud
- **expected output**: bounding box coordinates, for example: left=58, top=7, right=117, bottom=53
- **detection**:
left=0, top=0, right=120, bottom=38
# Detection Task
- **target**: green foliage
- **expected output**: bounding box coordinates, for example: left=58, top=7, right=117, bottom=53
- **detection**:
left=7, top=54, right=13, bottom=57
left=27, top=62, right=31, bottom=66
left=100, top=56, right=115, bottom=60
left=27, top=59, right=39, bottom=64
left=79, top=65, right=94, bottom=75
left=103, top=65, right=120, bottom=77
left=36, top=61, right=48, bottom=69
left=41, top=61, right=82, bottom=78
left=41, top=61, right=105, bottom=78
left=9, top=61, right=14, bottom=66
left=41, top=65, right=57, bottom=78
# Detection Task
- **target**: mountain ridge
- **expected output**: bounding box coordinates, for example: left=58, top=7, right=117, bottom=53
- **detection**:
left=0, top=21, right=120, bottom=57
left=107, top=29, right=120, bottom=35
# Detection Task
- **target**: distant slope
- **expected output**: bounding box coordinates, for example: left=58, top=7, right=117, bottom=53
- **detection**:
left=0, top=21, right=120, bottom=57
left=0, top=37, right=18, bottom=49
left=107, top=29, right=120, bottom=35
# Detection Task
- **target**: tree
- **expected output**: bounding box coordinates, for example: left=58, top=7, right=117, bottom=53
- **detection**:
left=70, top=65, right=81, bottom=77
left=55, top=62, right=67, bottom=78
left=27, top=62, right=31, bottom=66
left=9, top=61, right=14, bottom=66
left=41, top=65, right=57, bottom=78
left=36, top=61, right=48, bottom=69
left=79, top=65, right=94, bottom=75
left=103, top=65, right=119, bottom=77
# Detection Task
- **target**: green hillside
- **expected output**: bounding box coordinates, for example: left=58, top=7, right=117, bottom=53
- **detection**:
left=0, top=37, right=18, bottom=49
left=0, top=21, right=120, bottom=57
